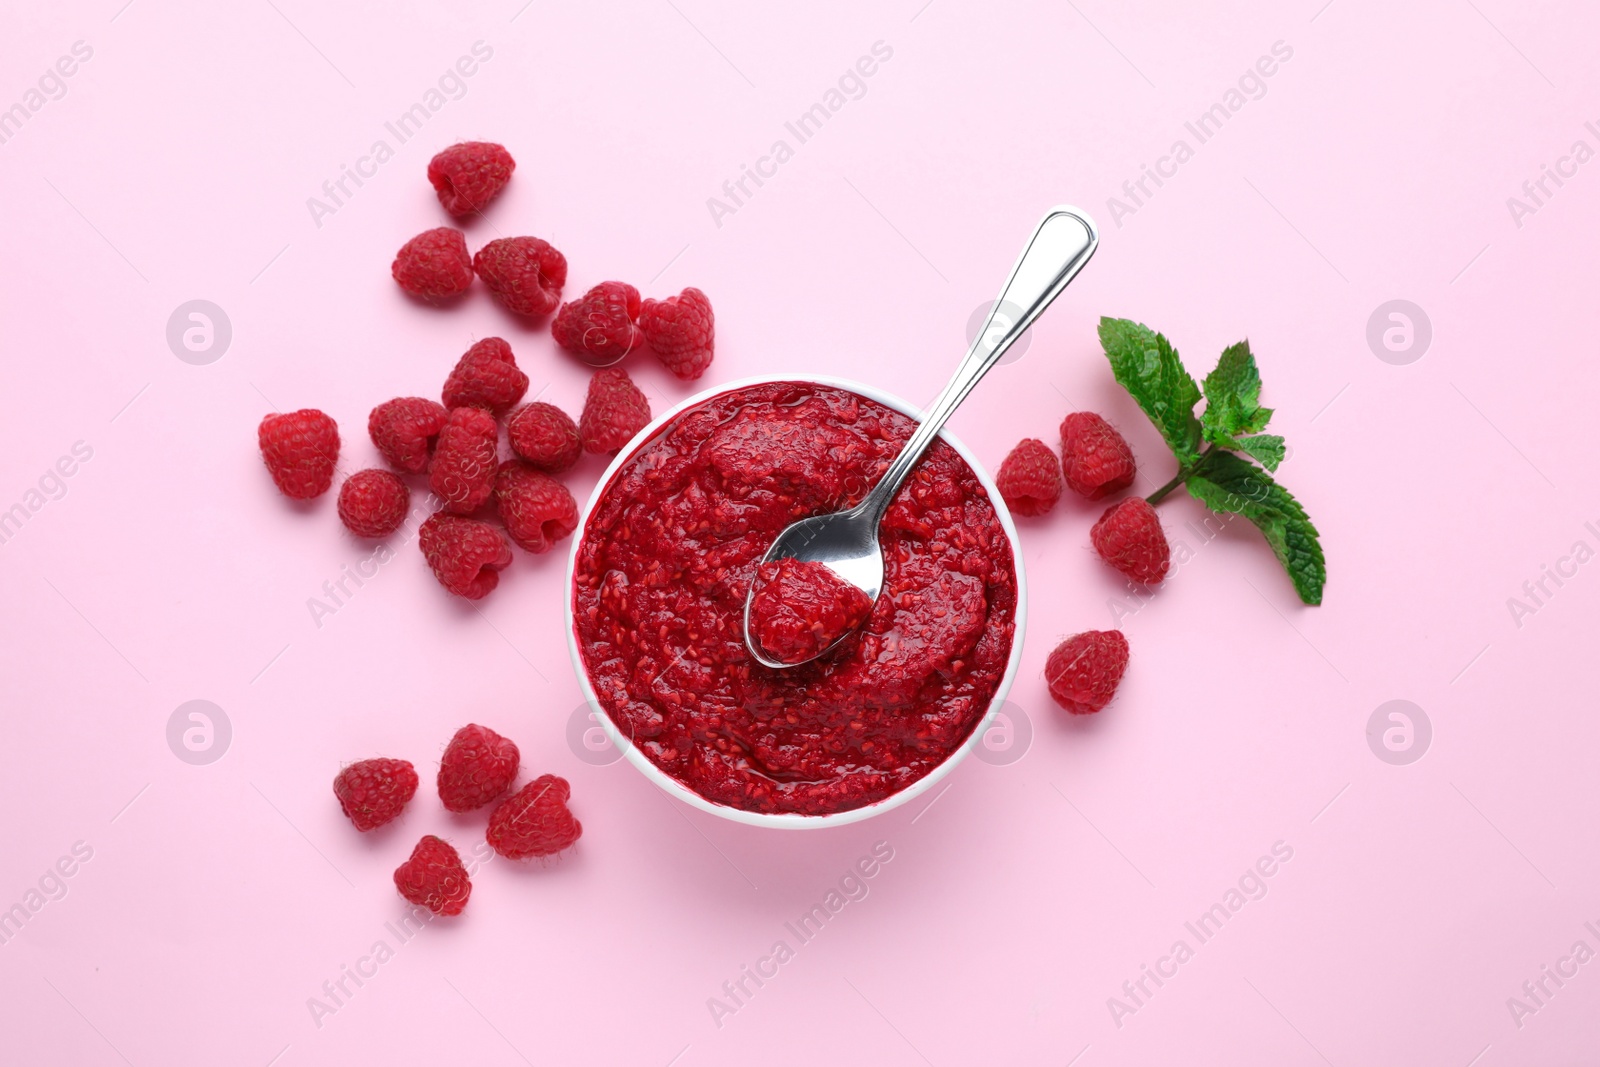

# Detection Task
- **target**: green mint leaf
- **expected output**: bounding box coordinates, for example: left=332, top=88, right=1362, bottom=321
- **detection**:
left=1184, top=451, right=1325, bottom=605
left=1098, top=317, right=1203, bottom=464
left=1201, top=340, right=1273, bottom=443
left=1229, top=433, right=1286, bottom=471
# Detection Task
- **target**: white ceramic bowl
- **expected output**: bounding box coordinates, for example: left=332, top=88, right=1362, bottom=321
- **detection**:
left=563, top=374, right=1028, bottom=829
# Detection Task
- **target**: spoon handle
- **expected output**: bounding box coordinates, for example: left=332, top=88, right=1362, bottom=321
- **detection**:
left=860, top=206, right=1100, bottom=524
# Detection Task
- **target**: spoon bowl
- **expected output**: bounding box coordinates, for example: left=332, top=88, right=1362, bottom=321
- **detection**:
left=741, top=505, right=886, bottom=669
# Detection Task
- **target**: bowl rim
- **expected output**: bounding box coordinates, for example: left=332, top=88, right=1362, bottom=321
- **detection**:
left=562, top=373, right=1028, bottom=829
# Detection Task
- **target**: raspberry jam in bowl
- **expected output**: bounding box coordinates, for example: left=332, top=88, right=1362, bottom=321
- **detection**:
left=565, top=376, right=1027, bottom=828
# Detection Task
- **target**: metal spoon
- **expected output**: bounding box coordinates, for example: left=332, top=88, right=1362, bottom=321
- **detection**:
left=742, top=206, right=1099, bottom=668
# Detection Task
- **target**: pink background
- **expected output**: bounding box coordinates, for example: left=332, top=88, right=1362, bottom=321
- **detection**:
left=2, top=0, right=1597, bottom=1064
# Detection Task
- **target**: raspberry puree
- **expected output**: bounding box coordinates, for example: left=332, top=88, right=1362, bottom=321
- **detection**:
left=748, top=558, right=875, bottom=665
left=572, top=381, right=1017, bottom=816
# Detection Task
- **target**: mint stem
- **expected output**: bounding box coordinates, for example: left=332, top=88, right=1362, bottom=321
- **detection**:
left=1146, top=473, right=1184, bottom=505
left=1145, top=447, right=1211, bottom=505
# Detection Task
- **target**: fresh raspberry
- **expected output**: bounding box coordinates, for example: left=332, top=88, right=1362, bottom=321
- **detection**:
left=1045, top=630, right=1130, bottom=714
left=578, top=367, right=651, bottom=454
left=487, top=774, right=581, bottom=860
left=1061, top=412, right=1136, bottom=499
left=337, top=469, right=410, bottom=538
left=749, top=558, right=873, bottom=664
left=506, top=402, right=581, bottom=474
left=494, top=461, right=578, bottom=554
left=333, top=758, right=418, bottom=831
left=427, top=142, right=515, bottom=218
left=368, top=397, right=449, bottom=474
left=419, top=513, right=513, bottom=599
left=1091, top=497, right=1170, bottom=585
left=393, top=835, right=472, bottom=916
left=438, top=724, right=521, bottom=813
left=473, top=237, right=567, bottom=317
left=392, top=227, right=473, bottom=299
left=640, top=287, right=714, bottom=381
left=429, top=407, right=500, bottom=514
left=442, top=337, right=529, bottom=413
left=552, top=282, right=643, bottom=366
left=258, top=409, right=339, bottom=500
left=995, top=438, right=1063, bottom=517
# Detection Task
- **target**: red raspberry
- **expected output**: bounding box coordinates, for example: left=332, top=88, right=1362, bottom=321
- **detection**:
left=394, top=835, right=472, bottom=916
left=333, top=758, right=418, bottom=831
left=1061, top=412, right=1136, bottom=499
left=438, top=724, right=521, bottom=813
left=578, top=368, right=651, bottom=455
left=259, top=409, right=339, bottom=500
left=748, top=558, right=874, bottom=664
left=506, top=402, right=581, bottom=474
left=1091, top=497, right=1170, bottom=584
left=392, top=227, right=473, bottom=299
left=995, top=438, right=1063, bottom=517
left=1045, top=630, right=1130, bottom=714
left=487, top=774, right=581, bottom=860
left=368, top=396, right=449, bottom=474
left=640, top=287, right=714, bottom=381
left=552, top=282, right=643, bottom=366
left=427, top=142, right=515, bottom=218
left=442, top=337, right=529, bottom=413
left=337, top=469, right=410, bottom=538
left=494, top=461, right=578, bottom=554
left=473, top=236, right=567, bottom=317
left=419, top=513, right=513, bottom=599
left=429, top=407, right=500, bottom=514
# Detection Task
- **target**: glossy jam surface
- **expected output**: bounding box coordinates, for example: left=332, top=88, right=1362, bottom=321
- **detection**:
left=572, top=382, right=1017, bottom=816
left=748, top=558, right=874, bottom=665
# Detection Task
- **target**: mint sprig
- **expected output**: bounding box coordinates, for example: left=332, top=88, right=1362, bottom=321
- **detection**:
left=1098, top=317, right=1326, bottom=605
